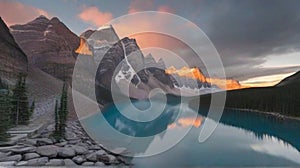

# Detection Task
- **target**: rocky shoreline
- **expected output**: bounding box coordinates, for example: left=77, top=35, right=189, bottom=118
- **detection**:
left=0, top=121, right=130, bottom=167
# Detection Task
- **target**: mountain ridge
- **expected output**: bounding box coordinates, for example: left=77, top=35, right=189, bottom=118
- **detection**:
left=276, top=71, right=300, bottom=87
left=10, top=15, right=80, bottom=82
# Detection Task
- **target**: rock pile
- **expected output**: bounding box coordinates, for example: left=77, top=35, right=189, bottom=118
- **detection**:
left=0, top=121, right=129, bottom=166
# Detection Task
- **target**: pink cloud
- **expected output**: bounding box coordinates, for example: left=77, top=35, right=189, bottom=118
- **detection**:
left=78, top=6, right=113, bottom=27
left=157, top=5, right=176, bottom=13
left=128, top=0, right=175, bottom=14
left=128, top=0, right=154, bottom=14
left=0, top=0, right=50, bottom=26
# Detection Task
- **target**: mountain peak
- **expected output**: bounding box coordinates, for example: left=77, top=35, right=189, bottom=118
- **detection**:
left=32, top=15, right=50, bottom=23
left=9, top=15, right=79, bottom=81
left=157, top=58, right=166, bottom=69
left=37, top=15, right=49, bottom=19
left=49, top=17, right=60, bottom=24
left=87, top=24, right=119, bottom=43
left=97, top=24, right=113, bottom=31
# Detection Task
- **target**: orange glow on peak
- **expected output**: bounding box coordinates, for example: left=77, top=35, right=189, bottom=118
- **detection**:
left=75, top=38, right=92, bottom=56
left=165, top=66, right=244, bottom=90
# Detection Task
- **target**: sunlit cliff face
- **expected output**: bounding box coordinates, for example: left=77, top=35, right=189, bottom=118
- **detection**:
left=166, top=66, right=243, bottom=90
left=75, top=38, right=92, bottom=55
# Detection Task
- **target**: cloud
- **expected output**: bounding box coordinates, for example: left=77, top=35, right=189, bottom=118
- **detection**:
left=157, top=5, right=175, bottom=13
left=0, top=0, right=50, bottom=26
left=153, top=0, right=300, bottom=82
left=128, top=0, right=154, bottom=14
left=128, top=0, right=175, bottom=14
left=78, top=6, right=113, bottom=27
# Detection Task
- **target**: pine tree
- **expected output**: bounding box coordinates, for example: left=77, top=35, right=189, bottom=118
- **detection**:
left=53, top=83, right=68, bottom=140
left=59, top=82, right=68, bottom=137
left=30, top=100, right=35, bottom=116
left=0, top=84, right=12, bottom=141
left=18, top=76, right=30, bottom=125
left=53, top=99, right=61, bottom=139
left=11, top=73, right=31, bottom=125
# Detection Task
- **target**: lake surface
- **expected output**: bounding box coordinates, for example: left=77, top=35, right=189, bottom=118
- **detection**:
left=81, top=98, right=300, bottom=167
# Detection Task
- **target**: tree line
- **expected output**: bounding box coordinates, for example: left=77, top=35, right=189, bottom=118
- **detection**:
left=0, top=74, right=70, bottom=142
left=0, top=74, right=35, bottom=141
left=196, top=82, right=300, bottom=117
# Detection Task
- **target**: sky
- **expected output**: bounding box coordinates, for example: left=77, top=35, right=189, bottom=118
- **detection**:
left=0, top=0, right=300, bottom=86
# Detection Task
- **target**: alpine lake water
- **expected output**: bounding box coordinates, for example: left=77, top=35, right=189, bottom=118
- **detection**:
left=81, top=97, right=300, bottom=167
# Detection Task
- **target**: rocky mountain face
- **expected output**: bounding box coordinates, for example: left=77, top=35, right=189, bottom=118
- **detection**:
left=95, top=37, right=178, bottom=103
left=80, top=26, right=179, bottom=103
left=10, top=15, right=80, bottom=82
left=0, top=17, right=28, bottom=80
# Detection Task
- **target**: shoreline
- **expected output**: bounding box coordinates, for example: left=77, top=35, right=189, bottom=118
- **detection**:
left=226, top=107, right=300, bottom=121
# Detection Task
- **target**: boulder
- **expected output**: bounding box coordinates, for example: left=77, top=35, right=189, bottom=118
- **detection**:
left=15, top=161, right=28, bottom=166
left=45, top=159, right=64, bottom=166
left=24, top=157, right=49, bottom=166
left=36, top=138, right=53, bottom=146
left=0, top=154, right=22, bottom=162
left=95, top=161, right=105, bottom=166
left=65, top=132, right=77, bottom=140
left=98, top=154, right=118, bottom=164
left=95, top=149, right=106, bottom=156
left=22, top=139, right=37, bottom=146
left=67, top=139, right=81, bottom=145
left=0, top=151, right=7, bottom=158
left=0, top=161, right=16, bottom=166
left=23, top=153, right=40, bottom=160
left=72, top=156, right=85, bottom=164
left=86, top=152, right=97, bottom=162
left=64, top=159, right=77, bottom=166
left=36, top=145, right=59, bottom=158
left=55, top=141, right=68, bottom=147
left=10, top=146, right=36, bottom=154
left=82, top=162, right=94, bottom=166
left=107, top=154, right=118, bottom=164
left=58, top=147, right=76, bottom=158
left=70, top=145, right=88, bottom=155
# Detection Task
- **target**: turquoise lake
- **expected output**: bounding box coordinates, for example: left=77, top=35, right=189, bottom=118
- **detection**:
left=81, top=99, right=300, bottom=167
